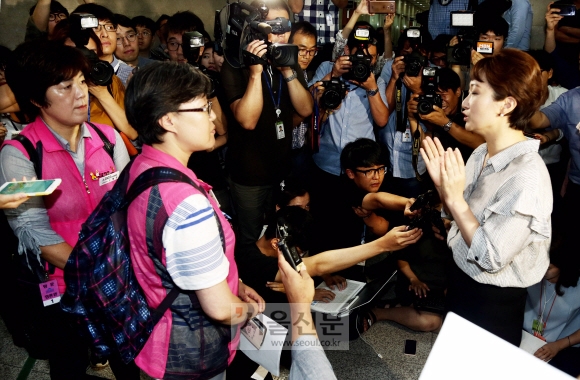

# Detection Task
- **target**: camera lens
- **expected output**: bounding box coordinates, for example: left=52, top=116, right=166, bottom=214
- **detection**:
left=353, top=63, right=369, bottom=80
left=322, top=90, right=341, bottom=110
left=269, top=44, right=297, bottom=67
left=90, top=61, right=114, bottom=86
left=417, top=99, right=433, bottom=115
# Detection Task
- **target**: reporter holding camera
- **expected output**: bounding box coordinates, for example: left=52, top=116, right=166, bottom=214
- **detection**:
left=221, top=0, right=313, bottom=247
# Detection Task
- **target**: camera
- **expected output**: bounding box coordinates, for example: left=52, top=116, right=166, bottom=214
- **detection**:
left=342, top=25, right=373, bottom=82
left=446, top=11, right=478, bottom=66
left=218, top=1, right=298, bottom=68
left=407, top=190, right=447, bottom=238
left=319, top=78, right=348, bottom=110
left=182, top=31, right=205, bottom=64
left=550, top=3, right=576, bottom=16
left=277, top=222, right=304, bottom=272
left=416, top=67, right=442, bottom=115
left=404, top=50, right=428, bottom=77
left=69, top=13, right=114, bottom=86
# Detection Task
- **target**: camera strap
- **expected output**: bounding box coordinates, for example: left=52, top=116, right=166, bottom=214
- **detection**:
left=311, top=87, right=320, bottom=153
left=262, top=70, right=282, bottom=119
left=396, top=79, right=409, bottom=133
left=412, top=126, right=423, bottom=181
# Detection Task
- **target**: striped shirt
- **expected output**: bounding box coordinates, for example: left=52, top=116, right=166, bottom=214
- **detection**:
left=162, top=194, right=229, bottom=290
left=447, top=139, right=552, bottom=288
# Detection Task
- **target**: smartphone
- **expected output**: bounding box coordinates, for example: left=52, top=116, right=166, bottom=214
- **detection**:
left=0, top=179, right=61, bottom=196
left=550, top=3, right=576, bottom=16
left=404, top=339, right=417, bottom=355
left=241, top=317, right=267, bottom=350
left=476, top=41, right=493, bottom=54
left=369, top=0, right=396, bottom=14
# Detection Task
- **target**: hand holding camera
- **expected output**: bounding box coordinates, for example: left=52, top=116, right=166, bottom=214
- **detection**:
left=332, top=55, right=352, bottom=78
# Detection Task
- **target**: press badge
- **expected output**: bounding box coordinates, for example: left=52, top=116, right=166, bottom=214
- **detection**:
left=39, top=280, right=61, bottom=307
left=276, top=121, right=285, bottom=140
left=99, top=171, right=119, bottom=186
left=402, top=128, right=412, bottom=143
left=532, top=318, right=546, bottom=341
left=326, top=14, right=334, bottom=26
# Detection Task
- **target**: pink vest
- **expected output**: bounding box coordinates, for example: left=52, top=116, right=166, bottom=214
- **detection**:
left=4, top=118, right=118, bottom=293
left=127, top=145, right=239, bottom=379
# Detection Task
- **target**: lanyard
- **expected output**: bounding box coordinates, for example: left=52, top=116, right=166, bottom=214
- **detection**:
left=538, top=281, right=557, bottom=328
left=263, top=70, right=282, bottom=119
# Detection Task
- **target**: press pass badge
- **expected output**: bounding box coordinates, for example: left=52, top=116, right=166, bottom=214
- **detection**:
left=99, top=171, right=119, bottom=186
left=326, top=14, right=334, bottom=26
left=276, top=121, right=285, bottom=139
left=39, top=280, right=61, bottom=307
left=476, top=41, right=493, bottom=55
left=402, top=128, right=412, bottom=143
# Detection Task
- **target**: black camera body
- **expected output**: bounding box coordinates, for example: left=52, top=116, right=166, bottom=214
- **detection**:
left=408, top=190, right=446, bottom=238
left=343, top=51, right=372, bottom=82
left=320, top=78, right=348, bottom=110
left=417, top=67, right=442, bottom=115
left=277, top=223, right=303, bottom=272
left=404, top=50, right=429, bottom=77
left=182, top=31, right=205, bottom=64
left=69, top=13, right=114, bottom=86
left=266, top=43, right=298, bottom=68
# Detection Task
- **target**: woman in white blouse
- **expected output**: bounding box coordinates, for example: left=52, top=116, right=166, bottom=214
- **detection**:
left=421, top=49, right=552, bottom=345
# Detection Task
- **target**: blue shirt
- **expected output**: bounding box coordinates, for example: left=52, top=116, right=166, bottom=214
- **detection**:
left=378, top=60, right=426, bottom=179
left=308, top=61, right=387, bottom=176
left=542, top=87, right=580, bottom=185
left=503, top=0, right=533, bottom=50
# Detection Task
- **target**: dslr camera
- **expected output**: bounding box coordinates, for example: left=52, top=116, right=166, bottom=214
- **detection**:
left=218, top=1, right=297, bottom=68
left=319, top=78, right=348, bottom=110
left=416, top=67, right=442, bottom=115
left=342, top=25, right=373, bottom=82
left=69, top=13, right=114, bottom=86
left=277, top=221, right=304, bottom=272
left=182, top=31, right=218, bottom=98
left=407, top=190, right=447, bottom=238
left=446, top=11, right=478, bottom=66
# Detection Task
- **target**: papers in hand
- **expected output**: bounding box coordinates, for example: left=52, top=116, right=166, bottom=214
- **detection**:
left=310, top=279, right=365, bottom=316
left=239, top=314, right=288, bottom=377
left=520, top=330, right=549, bottom=361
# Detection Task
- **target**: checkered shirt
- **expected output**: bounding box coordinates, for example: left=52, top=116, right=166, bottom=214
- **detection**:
left=294, top=0, right=339, bottom=45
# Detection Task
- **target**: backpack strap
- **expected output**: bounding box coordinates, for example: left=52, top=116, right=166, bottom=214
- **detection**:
left=12, top=134, right=43, bottom=179
left=87, top=122, right=115, bottom=162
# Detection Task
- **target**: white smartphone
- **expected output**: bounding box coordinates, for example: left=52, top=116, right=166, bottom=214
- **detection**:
left=0, top=179, right=62, bottom=196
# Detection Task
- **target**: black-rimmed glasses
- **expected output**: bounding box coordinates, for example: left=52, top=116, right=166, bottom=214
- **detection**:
left=354, top=166, right=387, bottom=178
left=93, top=23, right=116, bottom=33
left=175, top=102, right=212, bottom=116
left=167, top=41, right=182, bottom=51
left=49, top=13, right=67, bottom=22
left=298, top=48, right=318, bottom=57
left=116, top=33, right=137, bottom=45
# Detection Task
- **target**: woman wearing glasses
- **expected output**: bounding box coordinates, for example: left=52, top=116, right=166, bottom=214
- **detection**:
left=421, top=49, right=552, bottom=345
left=124, top=62, right=265, bottom=380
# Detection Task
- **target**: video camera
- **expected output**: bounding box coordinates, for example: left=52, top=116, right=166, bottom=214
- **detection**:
left=446, top=11, right=479, bottom=66
left=407, top=190, right=447, bottom=238
left=69, top=13, right=114, bottom=86
left=217, top=1, right=297, bottom=69
left=416, top=67, right=442, bottom=115
left=343, top=25, right=373, bottom=82
left=319, top=78, right=348, bottom=110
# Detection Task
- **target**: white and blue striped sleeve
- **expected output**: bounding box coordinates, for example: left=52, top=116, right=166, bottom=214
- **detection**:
left=162, top=194, right=229, bottom=290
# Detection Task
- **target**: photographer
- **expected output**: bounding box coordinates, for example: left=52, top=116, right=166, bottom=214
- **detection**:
left=407, top=67, right=484, bottom=162
left=221, top=0, right=313, bottom=247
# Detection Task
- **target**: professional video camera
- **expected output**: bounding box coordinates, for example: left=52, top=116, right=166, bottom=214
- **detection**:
left=407, top=190, right=447, bottom=238
left=69, top=13, right=114, bottom=86
left=319, top=78, right=348, bottom=110
left=416, top=67, right=442, bottom=115
left=217, top=1, right=297, bottom=69
left=446, top=11, right=478, bottom=66
left=342, top=25, right=373, bottom=82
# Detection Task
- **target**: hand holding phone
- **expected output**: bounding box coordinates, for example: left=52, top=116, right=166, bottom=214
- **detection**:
left=0, top=179, right=61, bottom=196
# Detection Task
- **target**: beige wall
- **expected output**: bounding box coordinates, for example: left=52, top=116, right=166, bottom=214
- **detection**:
left=0, top=0, right=226, bottom=49
left=0, top=0, right=555, bottom=51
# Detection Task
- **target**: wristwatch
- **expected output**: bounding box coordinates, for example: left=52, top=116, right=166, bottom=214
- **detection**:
left=366, top=88, right=379, bottom=97
left=443, top=119, right=453, bottom=132
left=284, top=69, right=298, bottom=83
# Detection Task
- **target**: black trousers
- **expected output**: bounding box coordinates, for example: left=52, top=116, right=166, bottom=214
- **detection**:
left=445, top=262, right=527, bottom=346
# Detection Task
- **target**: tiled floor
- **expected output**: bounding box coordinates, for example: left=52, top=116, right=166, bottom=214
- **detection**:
left=0, top=315, right=433, bottom=380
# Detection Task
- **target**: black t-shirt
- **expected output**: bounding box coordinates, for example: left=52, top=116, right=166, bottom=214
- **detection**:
left=234, top=243, right=288, bottom=304
left=221, top=61, right=309, bottom=186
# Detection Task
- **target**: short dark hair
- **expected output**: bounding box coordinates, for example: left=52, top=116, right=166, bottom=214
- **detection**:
left=166, top=11, right=205, bottom=38
left=124, top=62, right=211, bottom=145
left=472, top=48, right=543, bottom=131
left=114, top=14, right=135, bottom=31
left=73, top=4, right=116, bottom=27
left=263, top=206, right=314, bottom=252
left=341, top=138, right=387, bottom=171
left=437, top=67, right=461, bottom=92
left=132, top=16, right=156, bottom=34
left=550, top=247, right=580, bottom=296
left=527, top=49, right=554, bottom=73
left=275, top=178, right=308, bottom=208
left=251, top=0, right=292, bottom=17
left=347, top=22, right=377, bottom=50
left=6, top=40, right=91, bottom=120
left=156, top=14, right=170, bottom=30
left=29, top=0, right=68, bottom=17
left=290, top=21, right=317, bottom=43
left=476, top=16, right=509, bottom=38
